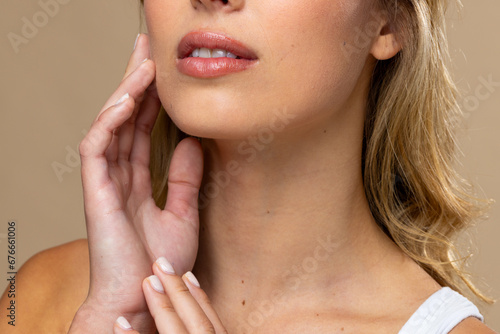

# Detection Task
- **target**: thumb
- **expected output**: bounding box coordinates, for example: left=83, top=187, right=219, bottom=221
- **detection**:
left=164, top=137, right=204, bottom=225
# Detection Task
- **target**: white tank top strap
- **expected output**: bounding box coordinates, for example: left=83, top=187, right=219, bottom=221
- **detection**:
left=399, top=287, right=484, bottom=334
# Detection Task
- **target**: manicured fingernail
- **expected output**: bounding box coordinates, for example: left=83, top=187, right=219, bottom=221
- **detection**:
left=156, top=257, right=175, bottom=275
left=184, top=271, right=200, bottom=288
left=116, top=316, right=132, bottom=330
left=148, top=275, right=165, bottom=293
left=133, top=33, right=140, bottom=50
left=114, top=93, right=129, bottom=106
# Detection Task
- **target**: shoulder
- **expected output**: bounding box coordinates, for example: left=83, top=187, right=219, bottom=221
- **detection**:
left=450, top=317, right=498, bottom=334
left=0, top=239, right=90, bottom=333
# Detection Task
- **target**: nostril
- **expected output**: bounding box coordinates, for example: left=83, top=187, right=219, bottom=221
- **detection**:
left=222, top=0, right=228, bottom=4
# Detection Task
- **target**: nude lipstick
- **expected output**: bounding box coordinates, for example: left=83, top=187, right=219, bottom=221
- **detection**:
left=176, top=31, right=258, bottom=78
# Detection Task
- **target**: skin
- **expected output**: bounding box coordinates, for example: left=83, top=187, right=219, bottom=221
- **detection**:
left=141, top=0, right=434, bottom=331
left=148, top=0, right=377, bottom=140
left=0, top=0, right=497, bottom=333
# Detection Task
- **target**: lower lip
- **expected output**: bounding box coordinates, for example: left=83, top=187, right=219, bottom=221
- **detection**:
left=176, top=57, right=257, bottom=78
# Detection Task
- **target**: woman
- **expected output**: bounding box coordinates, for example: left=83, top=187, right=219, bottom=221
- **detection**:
left=1, top=0, right=497, bottom=333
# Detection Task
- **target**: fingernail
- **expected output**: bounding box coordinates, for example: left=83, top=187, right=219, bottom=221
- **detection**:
left=184, top=271, right=200, bottom=288
left=148, top=275, right=165, bottom=293
left=116, top=316, right=132, bottom=330
left=156, top=257, right=175, bottom=275
left=114, top=93, right=129, bottom=106
left=133, top=33, right=140, bottom=50
left=141, top=58, right=149, bottom=64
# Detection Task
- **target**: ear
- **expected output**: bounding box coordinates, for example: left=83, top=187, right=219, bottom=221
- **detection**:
left=370, top=24, right=402, bottom=60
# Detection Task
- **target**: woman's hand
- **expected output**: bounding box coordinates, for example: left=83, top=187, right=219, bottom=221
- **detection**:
left=69, top=34, right=204, bottom=333
left=112, top=259, right=227, bottom=334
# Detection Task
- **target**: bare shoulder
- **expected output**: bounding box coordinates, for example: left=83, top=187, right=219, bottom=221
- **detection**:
left=450, top=317, right=498, bottom=334
left=0, top=239, right=90, bottom=333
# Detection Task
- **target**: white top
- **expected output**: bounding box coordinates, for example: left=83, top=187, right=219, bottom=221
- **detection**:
left=399, top=287, right=483, bottom=334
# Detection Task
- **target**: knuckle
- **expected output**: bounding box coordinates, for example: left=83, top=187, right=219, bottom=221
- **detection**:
left=199, top=293, right=213, bottom=307
left=175, top=284, right=191, bottom=295
left=78, top=138, right=92, bottom=157
left=158, top=301, right=176, bottom=313
left=78, top=130, right=100, bottom=157
left=135, top=122, right=152, bottom=135
left=94, top=112, right=107, bottom=127
left=197, top=318, right=216, bottom=334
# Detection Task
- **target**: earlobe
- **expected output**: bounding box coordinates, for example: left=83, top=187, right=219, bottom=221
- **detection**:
left=370, top=27, right=402, bottom=60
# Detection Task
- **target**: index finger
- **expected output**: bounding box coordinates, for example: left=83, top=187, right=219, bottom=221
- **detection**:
left=100, top=33, right=152, bottom=114
left=123, top=33, right=151, bottom=80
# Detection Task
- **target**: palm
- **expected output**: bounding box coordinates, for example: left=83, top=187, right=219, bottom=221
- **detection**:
left=78, top=36, right=204, bottom=331
left=109, top=152, right=200, bottom=272
left=84, top=142, right=201, bottom=315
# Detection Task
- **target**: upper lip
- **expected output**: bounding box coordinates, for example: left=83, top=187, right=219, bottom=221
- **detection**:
left=177, top=31, right=258, bottom=60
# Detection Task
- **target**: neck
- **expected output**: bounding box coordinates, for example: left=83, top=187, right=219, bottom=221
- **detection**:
left=191, top=95, right=403, bottom=330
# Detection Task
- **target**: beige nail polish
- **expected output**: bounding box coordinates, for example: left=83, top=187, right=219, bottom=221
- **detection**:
left=133, top=33, right=140, bottom=50
left=114, top=93, right=129, bottom=106
left=185, top=271, right=200, bottom=288
left=156, top=257, right=175, bottom=274
left=148, top=275, right=165, bottom=293
left=116, top=316, right=132, bottom=330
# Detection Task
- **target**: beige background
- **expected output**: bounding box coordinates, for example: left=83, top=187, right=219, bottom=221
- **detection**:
left=1, top=0, right=499, bottom=331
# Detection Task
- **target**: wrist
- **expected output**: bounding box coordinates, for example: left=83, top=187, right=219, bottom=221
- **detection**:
left=69, top=300, right=156, bottom=334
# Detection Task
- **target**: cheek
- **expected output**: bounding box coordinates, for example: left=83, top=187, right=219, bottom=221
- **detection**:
left=144, top=1, right=197, bottom=130
left=144, top=0, right=179, bottom=62
left=257, top=1, right=371, bottom=119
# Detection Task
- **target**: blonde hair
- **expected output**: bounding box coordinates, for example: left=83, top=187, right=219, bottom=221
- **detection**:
left=140, top=0, right=493, bottom=303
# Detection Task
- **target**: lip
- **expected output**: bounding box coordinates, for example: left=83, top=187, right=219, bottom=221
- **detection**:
left=176, top=31, right=259, bottom=78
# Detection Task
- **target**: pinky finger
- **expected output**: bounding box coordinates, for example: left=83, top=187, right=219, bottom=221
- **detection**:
left=113, top=316, right=141, bottom=334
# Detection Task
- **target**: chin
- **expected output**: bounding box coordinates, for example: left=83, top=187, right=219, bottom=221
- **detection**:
left=163, top=98, right=256, bottom=140
left=158, top=82, right=269, bottom=140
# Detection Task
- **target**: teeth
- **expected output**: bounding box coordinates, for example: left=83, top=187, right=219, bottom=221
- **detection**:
left=198, top=47, right=211, bottom=58
left=212, top=49, right=227, bottom=58
left=188, top=48, right=240, bottom=59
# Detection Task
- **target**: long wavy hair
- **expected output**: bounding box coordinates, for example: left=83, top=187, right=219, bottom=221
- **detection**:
left=139, top=0, right=493, bottom=304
